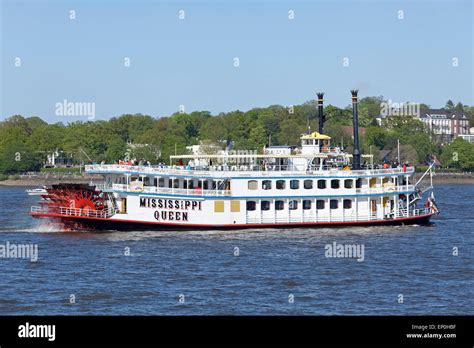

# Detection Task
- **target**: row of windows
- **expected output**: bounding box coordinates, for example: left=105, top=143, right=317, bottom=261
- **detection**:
left=246, top=199, right=352, bottom=211
left=250, top=179, right=362, bottom=191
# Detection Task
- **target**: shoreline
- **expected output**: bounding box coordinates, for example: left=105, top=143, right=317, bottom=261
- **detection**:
left=1, top=173, right=473, bottom=187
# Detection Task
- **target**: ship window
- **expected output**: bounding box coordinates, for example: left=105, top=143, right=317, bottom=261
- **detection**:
left=248, top=180, right=258, bottom=190
left=173, top=179, right=180, bottom=188
left=275, top=200, right=284, bottom=210
left=261, top=201, right=271, bottom=211
left=316, top=200, right=325, bottom=210
left=317, top=180, right=326, bottom=189
left=330, top=199, right=338, bottom=209
left=344, top=179, right=353, bottom=189
left=303, top=200, right=312, bottom=210
left=262, top=180, right=272, bottom=190
left=304, top=180, right=313, bottom=189
left=290, top=180, right=299, bottom=189
left=276, top=180, right=286, bottom=190
left=343, top=199, right=352, bottom=209
left=331, top=180, right=340, bottom=189
left=214, top=201, right=224, bottom=213
left=355, top=178, right=362, bottom=188
left=231, top=201, right=240, bottom=212
left=289, top=200, right=298, bottom=210
left=246, top=201, right=256, bottom=211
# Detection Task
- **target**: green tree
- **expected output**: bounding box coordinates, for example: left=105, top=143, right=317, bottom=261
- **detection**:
left=440, top=138, right=474, bottom=171
left=445, top=100, right=455, bottom=110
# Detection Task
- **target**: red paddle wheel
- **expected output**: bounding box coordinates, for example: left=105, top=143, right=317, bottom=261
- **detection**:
left=41, top=184, right=105, bottom=215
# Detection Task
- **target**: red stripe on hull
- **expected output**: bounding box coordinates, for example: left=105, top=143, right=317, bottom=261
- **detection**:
left=31, top=212, right=435, bottom=231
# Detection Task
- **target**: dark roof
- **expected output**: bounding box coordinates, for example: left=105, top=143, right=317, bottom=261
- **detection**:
left=340, top=125, right=366, bottom=136
left=419, top=108, right=467, bottom=120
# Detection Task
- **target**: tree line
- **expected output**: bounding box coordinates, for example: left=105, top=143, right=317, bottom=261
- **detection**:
left=1, top=97, right=473, bottom=175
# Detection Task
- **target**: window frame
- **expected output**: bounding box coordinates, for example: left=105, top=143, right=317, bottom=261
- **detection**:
left=248, top=180, right=258, bottom=190
left=303, top=199, right=312, bottom=210
left=275, top=200, right=285, bottom=211
left=262, top=180, right=272, bottom=190
left=276, top=180, right=286, bottom=190
left=290, top=180, right=300, bottom=190
left=289, top=200, right=299, bottom=210
left=316, top=200, right=325, bottom=210
left=261, top=200, right=271, bottom=211
left=246, top=201, right=256, bottom=211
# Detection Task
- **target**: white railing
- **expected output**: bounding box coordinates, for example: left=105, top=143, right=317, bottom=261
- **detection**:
left=355, top=185, right=415, bottom=194
left=245, top=208, right=431, bottom=224
left=31, top=206, right=116, bottom=218
left=85, top=164, right=415, bottom=178
left=98, top=183, right=231, bottom=196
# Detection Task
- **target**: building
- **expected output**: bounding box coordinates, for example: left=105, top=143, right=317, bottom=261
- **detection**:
left=458, top=134, right=474, bottom=143
left=419, top=109, right=470, bottom=144
left=44, top=150, right=74, bottom=168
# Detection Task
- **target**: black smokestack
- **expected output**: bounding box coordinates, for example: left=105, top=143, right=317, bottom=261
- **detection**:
left=351, top=89, right=361, bottom=170
left=317, top=92, right=325, bottom=134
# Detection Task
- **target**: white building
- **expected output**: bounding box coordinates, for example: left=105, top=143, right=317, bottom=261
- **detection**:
left=419, top=109, right=470, bottom=144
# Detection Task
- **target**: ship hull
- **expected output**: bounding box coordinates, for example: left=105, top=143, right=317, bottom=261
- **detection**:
left=31, top=212, right=435, bottom=231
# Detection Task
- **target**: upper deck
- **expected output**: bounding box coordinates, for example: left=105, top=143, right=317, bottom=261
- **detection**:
left=85, top=164, right=415, bottom=179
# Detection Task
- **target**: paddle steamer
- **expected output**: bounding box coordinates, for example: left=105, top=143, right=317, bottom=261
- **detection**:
left=30, top=90, right=439, bottom=230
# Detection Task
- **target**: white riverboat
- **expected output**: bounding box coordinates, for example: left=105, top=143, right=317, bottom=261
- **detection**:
left=30, top=91, right=439, bottom=231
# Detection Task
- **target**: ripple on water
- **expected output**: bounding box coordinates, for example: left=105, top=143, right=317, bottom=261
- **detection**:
left=0, top=185, right=472, bottom=315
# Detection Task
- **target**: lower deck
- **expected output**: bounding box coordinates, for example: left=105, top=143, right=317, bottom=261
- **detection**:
left=31, top=192, right=436, bottom=230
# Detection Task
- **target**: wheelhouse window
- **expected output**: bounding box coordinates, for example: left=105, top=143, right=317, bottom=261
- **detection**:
left=304, top=180, right=313, bottom=189
left=289, top=200, right=298, bottom=210
left=303, top=200, right=312, bottom=210
left=276, top=180, right=286, bottom=190
left=330, top=199, right=338, bottom=209
left=290, top=180, right=300, bottom=190
left=316, top=200, right=325, bottom=210
left=261, top=200, right=271, bottom=211
left=344, top=179, right=353, bottom=189
left=275, top=200, right=284, bottom=210
left=246, top=201, right=256, bottom=211
left=248, top=180, right=258, bottom=190
left=317, top=180, right=326, bottom=189
left=343, top=199, right=352, bottom=209
left=331, top=179, right=340, bottom=189
left=262, top=180, right=272, bottom=190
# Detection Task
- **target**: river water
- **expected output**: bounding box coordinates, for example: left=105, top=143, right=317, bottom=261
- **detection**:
left=0, top=184, right=472, bottom=315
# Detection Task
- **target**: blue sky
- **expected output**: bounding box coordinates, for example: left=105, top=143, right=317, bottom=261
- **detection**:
left=1, top=0, right=472, bottom=123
